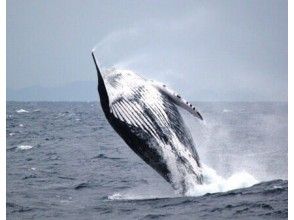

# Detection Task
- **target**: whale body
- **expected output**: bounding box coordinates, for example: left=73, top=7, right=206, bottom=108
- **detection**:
left=92, top=52, right=203, bottom=193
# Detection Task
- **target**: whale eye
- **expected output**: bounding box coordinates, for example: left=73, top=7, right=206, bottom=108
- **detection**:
left=176, top=95, right=181, bottom=98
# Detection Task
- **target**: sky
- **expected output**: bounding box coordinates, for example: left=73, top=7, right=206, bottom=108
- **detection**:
left=7, top=0, right=287, bottom=101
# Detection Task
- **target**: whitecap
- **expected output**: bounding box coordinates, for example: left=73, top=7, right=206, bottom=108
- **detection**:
left=108, top=182, right=176, bottom=201
left=108, top=191, right=175, bottom=201
left=222, top=109, right=232, bottom=113
left=19, top=124, right=24, bottom=127
left=17, top=145, right=33, bottom=150
left=16, top=109, right=29, bottom=113
left=108, top=193, right=123, bottom=200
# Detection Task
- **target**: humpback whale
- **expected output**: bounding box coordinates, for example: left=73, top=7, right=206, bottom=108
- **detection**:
left=92, top=51, right=203, bottom=194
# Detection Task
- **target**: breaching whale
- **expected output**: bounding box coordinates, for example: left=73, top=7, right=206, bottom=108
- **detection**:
left=92, top=51, right=203, bottom=194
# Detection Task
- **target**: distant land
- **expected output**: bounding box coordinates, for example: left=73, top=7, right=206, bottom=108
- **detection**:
left=7, top=81, right=98, bottom=101
left=7, top=80, right=287, bottom=102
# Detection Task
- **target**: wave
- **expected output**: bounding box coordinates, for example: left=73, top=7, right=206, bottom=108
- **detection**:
left=17, top=145, right=33, bottom=150
left=92, top=154, right=123, bottom=160
left=6, top=202, right=33, bottom=213
left=108, top=164, right=258, bottom=200
left=16, top=109, right=29, bottom=113
left=74, top=182, right=91, bottom=190
left=222, top=109, right=232, bottom=113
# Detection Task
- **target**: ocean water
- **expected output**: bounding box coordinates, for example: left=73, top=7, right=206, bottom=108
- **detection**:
left=6, top=101, right=288, bottom=219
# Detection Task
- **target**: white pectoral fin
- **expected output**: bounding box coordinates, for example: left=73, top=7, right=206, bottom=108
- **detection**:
left=151, top=81, right=203, bottom=120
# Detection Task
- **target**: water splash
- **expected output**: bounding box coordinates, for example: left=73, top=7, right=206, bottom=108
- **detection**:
left=185, top=164, right=258, bottom=197
left=108, top=164, right=258, bottom=200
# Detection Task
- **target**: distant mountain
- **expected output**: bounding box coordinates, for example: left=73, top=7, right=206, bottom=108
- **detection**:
left=7, top=81, right=99, bottom=101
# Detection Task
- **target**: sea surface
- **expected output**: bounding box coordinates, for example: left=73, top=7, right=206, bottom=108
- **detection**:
left=7, top=101, right=288, bottom=219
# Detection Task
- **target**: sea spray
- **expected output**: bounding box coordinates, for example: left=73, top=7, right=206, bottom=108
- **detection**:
left=184, top=164, right=258, bottom=197
left=108, top=164, right=258, bottom=200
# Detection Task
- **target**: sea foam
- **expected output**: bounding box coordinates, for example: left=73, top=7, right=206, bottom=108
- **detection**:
left=185, top=164, right=258, bottom=197
left=17, top=145, right=33, bottom=150
left=16, top=109, right=29, bottom=113
left=108, top=165, right=258, bottom=200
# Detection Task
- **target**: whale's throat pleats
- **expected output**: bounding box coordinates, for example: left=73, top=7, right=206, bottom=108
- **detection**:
left=95, top=68, right=203, bottom=194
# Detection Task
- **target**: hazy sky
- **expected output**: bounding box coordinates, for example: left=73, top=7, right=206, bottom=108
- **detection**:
left=7, top=0, right=287, bottom=101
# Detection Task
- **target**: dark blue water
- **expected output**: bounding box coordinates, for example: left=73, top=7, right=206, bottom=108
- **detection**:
left=6, top=102, right=288, bottom=219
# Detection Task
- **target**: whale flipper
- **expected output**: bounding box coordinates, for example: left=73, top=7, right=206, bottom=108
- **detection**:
left=151, top=81, right=203, bottom=120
